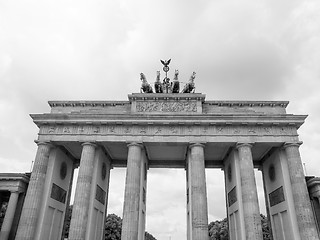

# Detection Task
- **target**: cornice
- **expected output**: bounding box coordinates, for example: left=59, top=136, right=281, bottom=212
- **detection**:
left=0, top=173, right=30, bottom=183
left=307, top=177, right=320, bottom=188
left=204, top=101, right=289, bottom=108
left=128, top=93, right=206, bottom=102
left=30, top=113, right=307, bottom=128
left=48, top=99, right=289, bottom=108
left=48, top=101, right=128, bottom=108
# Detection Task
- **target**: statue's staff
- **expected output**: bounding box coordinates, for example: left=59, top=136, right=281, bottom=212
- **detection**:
left=161, top=59, right=171, bottom=78
left=160, top=59, right=171, bottom=93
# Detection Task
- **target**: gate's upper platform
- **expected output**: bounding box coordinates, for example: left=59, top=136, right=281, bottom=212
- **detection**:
left=31, top=93, right=307, bottom=166
left=48, top=93, right=289, bottom=115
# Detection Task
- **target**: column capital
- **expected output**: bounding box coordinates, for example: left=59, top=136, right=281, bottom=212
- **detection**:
left=9, top=190, right=21, bottom=194
left=189, top=142, right=206, bottom=149
left=236, top=142, right=254, bottom=149
left=283, top=141, right=303, bottom=149
left=81, top=142, right=97, bottom=148
left=127, top=142, right=143, bottom=148
left=34, top=140, right=54, bottom=148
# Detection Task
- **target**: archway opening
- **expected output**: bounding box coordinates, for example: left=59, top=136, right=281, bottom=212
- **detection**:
left=206, top=169, right=227, bottom=223
left=146, top=168, right=186, bottom=240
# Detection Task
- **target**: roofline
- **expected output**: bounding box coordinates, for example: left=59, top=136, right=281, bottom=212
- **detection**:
left=0, top=173, right=30, bottom=183
left=48, top=100, right=289, bottom=108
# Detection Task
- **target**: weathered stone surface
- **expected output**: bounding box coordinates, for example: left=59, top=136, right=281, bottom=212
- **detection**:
left=188, top=143, right=209, bottom=240
left=237, top=143, right=263, bottom=240
left=284, top=143, right=319, bottom=240
left=136, top=101, right=197, bottom=112
left=40, top=124, right=298, bottom=137
left=15, top=142, right=53, bottom=240
left=68, top=142, right=96, bottom=240
left=121, top=143, right=143, bottom=240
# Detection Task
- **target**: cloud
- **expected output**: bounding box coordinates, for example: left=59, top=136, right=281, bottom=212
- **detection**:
left=1, top=1, right=320, bottom=239
left=107, top=169, right=126, bottom=216
left=146, top=169, right=187, bottom=239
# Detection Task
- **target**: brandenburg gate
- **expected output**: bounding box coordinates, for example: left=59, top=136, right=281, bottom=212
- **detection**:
left=13, top=66, right=319, bottom=239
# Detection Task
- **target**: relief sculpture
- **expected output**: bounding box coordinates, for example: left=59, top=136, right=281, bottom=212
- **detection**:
left=43, top=124, right=294, bottom=137
left=136, top=101, right=197, bottom=112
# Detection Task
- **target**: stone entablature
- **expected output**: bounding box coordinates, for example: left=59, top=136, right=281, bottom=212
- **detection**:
left=129, top=93, right=204, bottom=114
left=203, top=100, right=288, bottom=114
left=48, top=93, right=289, bottom=115
left=0, top=173, right=30, bottom=193
left=32, top=114, right=305, bottom=125
left=49, top=101, right=130, bottom=114
left=135, top=101, right=198, bottom=113
left=31, top=93, right=306, bottom=143
left=128, top=93, right=205, bottom=101
left=37, top=124, right=298, bottom=138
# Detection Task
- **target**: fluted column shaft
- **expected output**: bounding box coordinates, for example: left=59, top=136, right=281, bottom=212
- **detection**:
left=284, top=142, right=318, bottom=239
left=0, top=191, right=19, bottom=240
left=15, top=141, right=52, bottom=240
left=121, top=143, right=143, bottom=240
left=69, top=142, right=96, bottom=240
left=236, top=143, right=263, bottom=240
left=189, top=143, right=209, bottom=240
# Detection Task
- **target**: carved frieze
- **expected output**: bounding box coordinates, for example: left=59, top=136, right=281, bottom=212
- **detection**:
left=136, top=101, right=197, bottom=112
left=40, top=124, right=297, bottom=137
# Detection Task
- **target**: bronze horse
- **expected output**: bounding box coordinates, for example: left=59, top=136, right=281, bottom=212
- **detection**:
left=171, top=69, right=180, bottom=93
left=181, top=72, right=196, bottom=93
left=140, top=73, right=153, bottom=93
left=154, top=71, right=163, bottom=93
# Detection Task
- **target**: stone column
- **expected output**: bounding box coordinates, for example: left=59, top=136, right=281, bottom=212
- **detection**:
left=236, top=143, right=263, bottom=240
left=121, top=143, right=143, bottom=240
left=189, top=143, right=209, bottom=240
left=15, top=141, right=53, bottom=240
left=0, top=191, right=20, bottom=240
left=69, top=142, right=96, bottom=240
left=284, top=142, right=319, bottom=239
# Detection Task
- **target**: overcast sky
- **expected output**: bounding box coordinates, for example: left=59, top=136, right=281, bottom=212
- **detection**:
left=1, top=1, right=320, bottom=239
